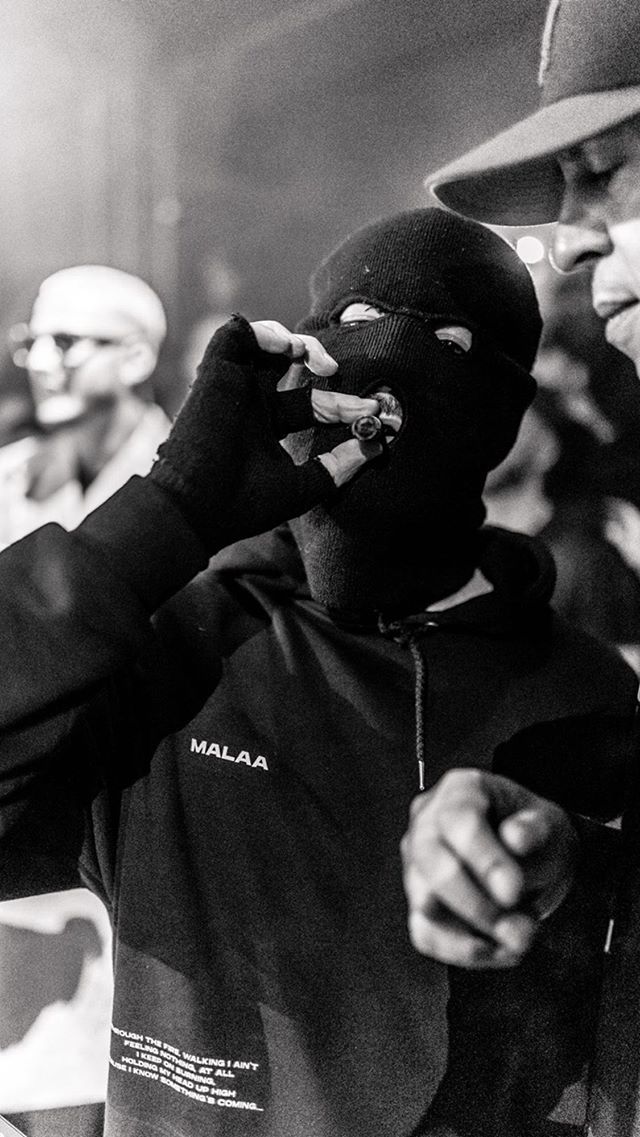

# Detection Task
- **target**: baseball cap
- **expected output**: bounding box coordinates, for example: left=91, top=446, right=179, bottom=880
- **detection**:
left=426, top=0, right=640, bottom=225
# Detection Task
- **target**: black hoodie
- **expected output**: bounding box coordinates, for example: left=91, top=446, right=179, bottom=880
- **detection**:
left=0, top=476, right=635, bottom=1137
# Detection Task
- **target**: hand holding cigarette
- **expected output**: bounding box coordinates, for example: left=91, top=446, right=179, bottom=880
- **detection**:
left=150, top=314, right=383, bottom=553
left=250, top=318, right=383, bottom=488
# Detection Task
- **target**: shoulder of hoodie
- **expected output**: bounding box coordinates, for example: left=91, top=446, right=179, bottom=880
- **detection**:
left=144, top=527, right=303, bottom=717
left=154, top=523, right=638, bottom=708
left=151, top=525, right=304, bottom=645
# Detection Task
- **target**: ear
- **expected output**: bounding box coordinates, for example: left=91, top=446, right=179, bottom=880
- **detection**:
left=119, top=339, right=158, bottom=387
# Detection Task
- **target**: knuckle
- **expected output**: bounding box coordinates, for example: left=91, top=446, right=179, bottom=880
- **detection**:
left=407, top=911, right=438, bottom=956
left=438, top=767, right=483, bottom=798
left=403, top=811, right=437, bottom=859
left=300, top=333, right=320, bottom=352
left=449, top=808, right=484, bottom=847
left=431, top=856, right=459, bottom=895
left=409, top=790, right=433, bottom=819
left=402, top=861, right=429, bottom=903
left=466, top=939, right=500, bottom=967
left=408, top=913, right=484, bottom=968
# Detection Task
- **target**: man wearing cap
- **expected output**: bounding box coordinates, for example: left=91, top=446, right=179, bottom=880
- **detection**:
left=0, top=206, right=634, bottom=1137
left=402, top=2, right=640, bottom=1133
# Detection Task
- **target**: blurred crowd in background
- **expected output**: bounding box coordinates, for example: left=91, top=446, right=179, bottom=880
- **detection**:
left=485, top=262, right=640, bottom=676
left=4, top=0, right=640, bottom=1129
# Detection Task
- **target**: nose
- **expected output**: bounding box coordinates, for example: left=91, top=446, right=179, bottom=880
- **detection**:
left=26, top=335, right=68, bottom=391
left=550, top=221, right=611, bottom=273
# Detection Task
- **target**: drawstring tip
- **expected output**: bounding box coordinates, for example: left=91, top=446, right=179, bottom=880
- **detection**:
left=418, top=760, right=425, bottom=792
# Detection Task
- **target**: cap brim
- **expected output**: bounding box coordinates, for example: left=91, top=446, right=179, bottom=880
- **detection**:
left=426, top=87, right=640, bottom=226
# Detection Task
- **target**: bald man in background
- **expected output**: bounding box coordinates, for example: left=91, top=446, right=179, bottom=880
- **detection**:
left=1, top=264, right=170, bottom=546
left=0, top=265, right=170, bottom=1132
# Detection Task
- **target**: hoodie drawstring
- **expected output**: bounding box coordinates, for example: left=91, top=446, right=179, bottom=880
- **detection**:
left=407, top=636, right=427, bottom=791
left=378, top=616, right=436, bottom=792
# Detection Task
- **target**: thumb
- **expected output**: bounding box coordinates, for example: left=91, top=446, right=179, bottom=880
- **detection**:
left=315, top=437, right=383, bottom=488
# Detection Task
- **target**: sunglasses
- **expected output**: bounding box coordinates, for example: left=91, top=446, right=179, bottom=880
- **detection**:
left=11, top=331, right=126, bottom=368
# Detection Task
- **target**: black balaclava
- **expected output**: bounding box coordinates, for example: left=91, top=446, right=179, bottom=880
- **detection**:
left=283, top=207, right=541, bottom=619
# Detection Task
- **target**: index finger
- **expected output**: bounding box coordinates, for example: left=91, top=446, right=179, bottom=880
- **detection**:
left=311, top=389, right=380, bottom=424
left=498, top=807, right=554, bottom=857
left=437, top=785, right=525, bottom=909
left=250, top=320, right=337, bottom=376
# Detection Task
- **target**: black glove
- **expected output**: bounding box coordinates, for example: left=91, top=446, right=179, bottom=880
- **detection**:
left=150, top=314, right=334, bottom=553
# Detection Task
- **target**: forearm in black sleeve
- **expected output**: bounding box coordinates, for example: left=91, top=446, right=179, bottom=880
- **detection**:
left=0, top=475, right=208, bottom=726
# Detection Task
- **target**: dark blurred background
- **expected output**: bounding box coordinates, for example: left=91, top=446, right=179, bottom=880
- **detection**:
left=1, top=0, right=550, bottom=411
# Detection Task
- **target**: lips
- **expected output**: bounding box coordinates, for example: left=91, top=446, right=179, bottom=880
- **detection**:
left=594, top=294, right=639, bottom=324
left=591, top=290, right=640, bottom=355
left=605, top=299, right=639, bottom=326
left=593, top=289, right=636, bottom=316
left=601, top=301, right=640, bottom=354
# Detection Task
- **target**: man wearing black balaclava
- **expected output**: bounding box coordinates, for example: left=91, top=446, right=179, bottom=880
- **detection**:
left=284, top=207, right=539, bottom=618
left=0, top=208, right=634, bottom=1137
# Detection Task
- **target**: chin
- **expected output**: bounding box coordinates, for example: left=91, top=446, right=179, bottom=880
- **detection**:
left=35, top=393, right=87, bottom=427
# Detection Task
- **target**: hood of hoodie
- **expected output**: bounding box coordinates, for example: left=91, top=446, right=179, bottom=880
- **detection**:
left=211, top=522, right=556, bottom=639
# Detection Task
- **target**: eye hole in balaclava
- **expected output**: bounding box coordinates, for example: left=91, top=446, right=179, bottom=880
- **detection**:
left=332, top=305, right=476, bottom=450
left=338, top=301, right=474, bottom=375
left=338, top=302, right=473, bottom=359
left=282, top=207, right=541, bottom=616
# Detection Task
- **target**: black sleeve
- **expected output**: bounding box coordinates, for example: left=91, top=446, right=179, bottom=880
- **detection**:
left=0, top=476, right=210, bottom=894
left=411, top=710, right=639, bottom=1137
left=411, top=822, right=621, bottom=1137
left=1, top=476, right=208, bottom=725
left=492, top=709, right=638, bottom=823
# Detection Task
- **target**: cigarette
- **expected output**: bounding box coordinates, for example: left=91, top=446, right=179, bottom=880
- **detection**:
left=351, top=414, right=383, bottom=441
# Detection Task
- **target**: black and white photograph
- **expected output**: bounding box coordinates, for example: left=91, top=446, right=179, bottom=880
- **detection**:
left=1, top=2, right=640, bottom=1135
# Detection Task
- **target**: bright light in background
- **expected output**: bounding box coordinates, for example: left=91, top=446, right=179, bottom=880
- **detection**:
left=516, top=235, right=546, bottom=264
